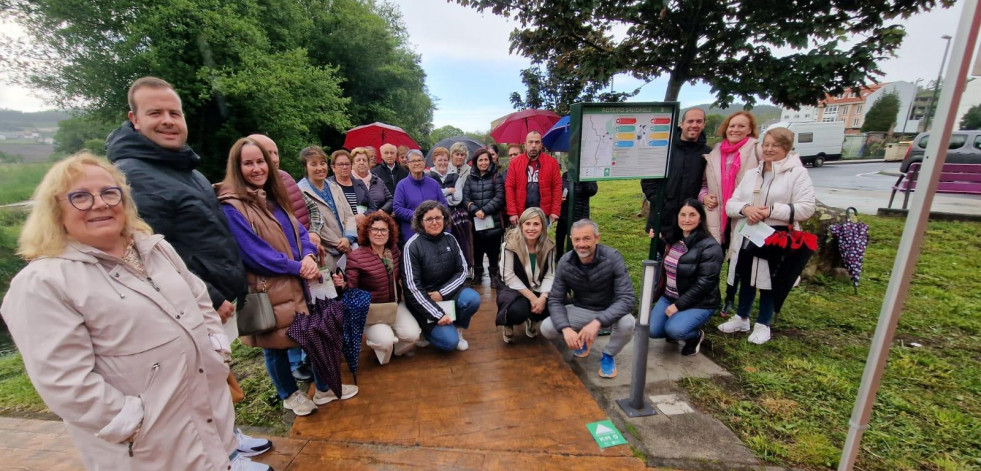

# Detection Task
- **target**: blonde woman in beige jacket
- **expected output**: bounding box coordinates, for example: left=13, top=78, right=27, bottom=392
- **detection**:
left=700, top=111, right=761, bottom=314
left=0, top=153, right=256, bottom=470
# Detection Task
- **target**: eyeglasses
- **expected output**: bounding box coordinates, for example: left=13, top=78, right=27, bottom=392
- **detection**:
left=423, top=216, right=444, bottom=224
left=334, top=162, right=351, bottom=167
left=369, top=227, right=389, bottom=234
left=408, top=159, right=425, bottom=165
left=64, top=187, right=123, bottom=211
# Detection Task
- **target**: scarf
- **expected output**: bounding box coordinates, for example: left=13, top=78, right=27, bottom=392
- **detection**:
left=718, top=137, right=748, bottom=235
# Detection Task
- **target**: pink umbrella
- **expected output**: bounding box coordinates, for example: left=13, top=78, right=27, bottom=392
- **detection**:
left=343, top=122, right=420, bottom=150
left=490, top=109, right=561, bottom=144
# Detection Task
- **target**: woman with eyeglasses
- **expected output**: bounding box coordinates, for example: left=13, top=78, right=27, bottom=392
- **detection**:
left=1, top=152, right=248, bottom=469
left=341, top=212, right=421, bottom=364
left=297, top=147, right=358, bottom=270
left=392, top=149, right=447, bottom=244
left=402, top=201, right=481, bottom=352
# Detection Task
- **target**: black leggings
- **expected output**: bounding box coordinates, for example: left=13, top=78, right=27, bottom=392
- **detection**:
left=503, top=297, right=550, bottom=326
left=472, top=233, right=502, bottom=274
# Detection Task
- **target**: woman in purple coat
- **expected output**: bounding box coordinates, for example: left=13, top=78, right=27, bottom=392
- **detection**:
left=392, top=149, right=447, bottom=244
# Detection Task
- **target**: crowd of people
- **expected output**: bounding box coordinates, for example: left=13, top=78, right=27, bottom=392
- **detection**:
left=0, top=76, right=816, bottom=471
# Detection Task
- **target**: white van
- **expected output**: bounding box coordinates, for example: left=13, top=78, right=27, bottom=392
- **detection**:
left=764, top=121, right=845, bottom=167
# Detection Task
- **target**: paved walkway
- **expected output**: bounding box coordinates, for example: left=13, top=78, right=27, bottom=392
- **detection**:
left=0, top=285, right=649, bottom=470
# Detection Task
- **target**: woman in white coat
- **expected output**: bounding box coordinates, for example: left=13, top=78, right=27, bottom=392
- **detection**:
left=0, top=153, right=262, bottom=470
left=717, top=128, right=815, bottom=344
left=702, top=111, right=760, bottom=314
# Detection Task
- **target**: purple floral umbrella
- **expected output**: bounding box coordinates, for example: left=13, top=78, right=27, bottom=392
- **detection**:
left=829, top=207, right=869, bottom=294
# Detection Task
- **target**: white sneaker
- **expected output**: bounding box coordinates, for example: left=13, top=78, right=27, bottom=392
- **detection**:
left=718, top=315, right=751, bottom=333
left=748, top=323, right=771, bottom=344
left=456, top=327, right=469, bottom=351
left=312, top=384, right=359, bottom=405
left=282, top=390, right=317, bottom=416
left=415, top=338, right=430, bottom=348
left=502, top=325, right=514, bottom=344
left=231, top=452, right=272, bottom=471
left=235, top=428, right=272, bottom=457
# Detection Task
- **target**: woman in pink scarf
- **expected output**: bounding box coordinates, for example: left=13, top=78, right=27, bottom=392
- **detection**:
left=700, top=111, right=760, bottom=314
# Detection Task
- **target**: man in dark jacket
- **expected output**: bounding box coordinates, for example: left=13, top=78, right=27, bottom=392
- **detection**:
left=543, top=220, right=636, bottom=379
left=556, top=171, right=598, bottom=255
left=641, top=108, right=711, bottom=255
left=106, top=77, right=272, bottom=464
left=372, top=143, right=408, bottom=195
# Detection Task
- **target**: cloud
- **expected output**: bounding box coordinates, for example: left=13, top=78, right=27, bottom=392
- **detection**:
left=393, top=0, right=526, bottom=64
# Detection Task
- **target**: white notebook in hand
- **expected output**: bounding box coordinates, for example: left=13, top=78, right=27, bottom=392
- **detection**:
left=436, top=300, right=456, bottom=321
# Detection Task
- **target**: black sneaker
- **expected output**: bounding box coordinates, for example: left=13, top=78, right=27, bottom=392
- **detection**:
left=681, top=330, right=705, bottom=356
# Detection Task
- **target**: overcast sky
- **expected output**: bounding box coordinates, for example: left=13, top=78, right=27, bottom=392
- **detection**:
left=0, top=0, right=970, bottom=132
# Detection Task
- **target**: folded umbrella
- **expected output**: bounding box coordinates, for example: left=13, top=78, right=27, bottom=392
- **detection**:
left=829, top=207, right=869, bottom=295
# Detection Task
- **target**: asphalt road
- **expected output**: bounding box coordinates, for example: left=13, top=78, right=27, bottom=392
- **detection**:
left=810, top=160, right=981, bottom=216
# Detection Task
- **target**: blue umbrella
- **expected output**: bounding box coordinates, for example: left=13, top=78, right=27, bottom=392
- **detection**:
left=542, top=115, right=571, bottom=152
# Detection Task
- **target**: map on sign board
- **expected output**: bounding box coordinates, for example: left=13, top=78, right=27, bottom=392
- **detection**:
left=577, top=104, right=676, bottom=181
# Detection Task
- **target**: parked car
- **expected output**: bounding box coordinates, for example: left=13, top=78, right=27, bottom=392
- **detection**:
left=764, top=121, right=845, bottom=167
left=900, top=131, right=981, bottom=172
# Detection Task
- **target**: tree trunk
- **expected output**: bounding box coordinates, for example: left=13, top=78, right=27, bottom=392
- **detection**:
left=664, top=72, right=683, bottom=102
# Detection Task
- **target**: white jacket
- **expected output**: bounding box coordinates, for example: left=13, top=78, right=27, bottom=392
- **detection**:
left=0, top=234, right=235, bottom=470
left=724, top=153, right=816, bottom=290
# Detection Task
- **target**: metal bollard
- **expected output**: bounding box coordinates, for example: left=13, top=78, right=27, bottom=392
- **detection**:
left=617, top=259, right=659, bottom=417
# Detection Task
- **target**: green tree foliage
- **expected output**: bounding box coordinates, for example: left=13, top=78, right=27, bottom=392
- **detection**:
left=861, top=92, right=901, bottom=132
left=959, top=104, right=981, bottom=130
left=703, top=113, right=725, bottom=138
left=509, top=63, right=636, bottom=115
left=2, top=0, right=434, bottom=180
left=430, top=125, right=466, bottom=143
left=53, top=115, right=116, bottom=154
left=453, top=0, right=954, bottom=107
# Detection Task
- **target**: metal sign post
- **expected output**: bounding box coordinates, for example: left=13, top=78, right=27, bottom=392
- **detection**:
left=616, top=259, right=659, bottom=417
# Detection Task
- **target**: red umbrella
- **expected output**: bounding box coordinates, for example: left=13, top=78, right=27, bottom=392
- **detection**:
left=490, top=109, right=561, bottom=144
left=343, top=122, right=420, bottom=150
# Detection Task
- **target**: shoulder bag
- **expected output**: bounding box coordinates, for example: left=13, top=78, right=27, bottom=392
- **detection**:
left=365, top=270, right=399, bottom=326
left=237, top=278, right=278, bottom=336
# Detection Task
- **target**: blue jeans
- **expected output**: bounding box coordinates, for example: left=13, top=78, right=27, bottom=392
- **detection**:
left=736, top=283, right=775, bottom=326
left=287, top=347, right=306, bottom=371
left=426, top=287, right=481, bottom=351
left=648, top=296, right=713, bottom=342
left=263, top=348, right=328, bottom=399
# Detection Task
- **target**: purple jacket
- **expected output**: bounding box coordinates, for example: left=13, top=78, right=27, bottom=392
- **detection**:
left=392, top=175, right=447, bottom=244
left=222, top=202, right=317, bottom=277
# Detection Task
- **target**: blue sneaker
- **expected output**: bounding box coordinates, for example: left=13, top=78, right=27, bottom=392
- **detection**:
left=598, top=353, right=617, bottom=378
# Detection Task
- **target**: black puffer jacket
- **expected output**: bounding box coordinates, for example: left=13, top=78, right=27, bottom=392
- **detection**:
left=401, top=231, right=468, bottom=333
left=106, top=121, right=248, bottom=309
left=353, top=174, right=393, bottom=214
left=463, top=163, right=505, bottom=237
left=548, top=245, right=636, bottom=330
left=663, top=231, right=723, bottom=311
left=641, top=128, right=710, bottom=236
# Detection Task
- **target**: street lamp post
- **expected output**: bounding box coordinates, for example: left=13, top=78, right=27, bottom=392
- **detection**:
left=923, top=35, right=953, bottom=132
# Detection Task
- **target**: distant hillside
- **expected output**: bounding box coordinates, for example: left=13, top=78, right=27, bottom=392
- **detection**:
left=0, top=109, right=71, bottom=132
left=684, top=103, right=782, bottom=121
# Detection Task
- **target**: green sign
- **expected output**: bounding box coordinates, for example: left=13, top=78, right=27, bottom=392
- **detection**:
left=570, top=102, right=679, bottom=182
left=586, top=420, right=628, bottom=449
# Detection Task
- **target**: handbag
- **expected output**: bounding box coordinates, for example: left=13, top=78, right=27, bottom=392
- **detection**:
left=365, top=270, right=399, bottom=326
left=237, top=279, right=278, bottom=336
left=226, top=371, right=245, bottom=403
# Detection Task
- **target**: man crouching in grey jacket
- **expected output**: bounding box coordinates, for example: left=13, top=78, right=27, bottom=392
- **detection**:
left=543, top=219, right=636, bottom=379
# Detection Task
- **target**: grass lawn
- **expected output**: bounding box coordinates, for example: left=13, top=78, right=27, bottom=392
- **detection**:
left=0, top=163, right=52, bottom=206
left=589, top=180, right=980, bottom=471
left=0, top=180, right=978, bottom=469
